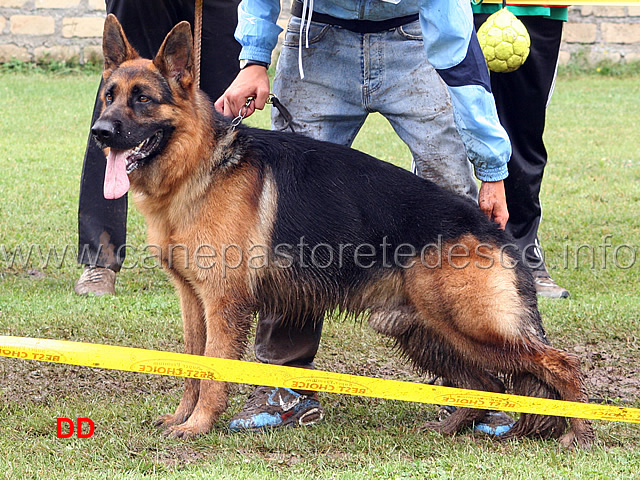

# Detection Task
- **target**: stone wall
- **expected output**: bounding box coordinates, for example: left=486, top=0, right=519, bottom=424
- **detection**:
left=0, top=0, right=104, bottom=63
left=1, top=1, right=640, bottom=65
left=562, top=5, right=640, bottom=64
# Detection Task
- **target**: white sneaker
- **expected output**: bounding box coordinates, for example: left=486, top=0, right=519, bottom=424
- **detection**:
left=533, top=270, right=569, bottom=299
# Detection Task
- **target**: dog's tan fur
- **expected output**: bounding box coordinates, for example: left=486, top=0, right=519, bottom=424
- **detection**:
left=95, top=15, right=595, bottom=447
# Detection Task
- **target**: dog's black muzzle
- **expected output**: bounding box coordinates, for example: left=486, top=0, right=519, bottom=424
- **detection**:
left=91, top=118, right=122, bottom=149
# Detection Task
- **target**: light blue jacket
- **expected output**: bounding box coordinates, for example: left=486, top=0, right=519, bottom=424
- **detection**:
left=235, top=0, right=511, bottom=182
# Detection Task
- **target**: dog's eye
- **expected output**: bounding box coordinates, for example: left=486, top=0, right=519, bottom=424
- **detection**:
left=138, top=95, right=151, bottom=104
left=105, top=92, right=113, bottom=104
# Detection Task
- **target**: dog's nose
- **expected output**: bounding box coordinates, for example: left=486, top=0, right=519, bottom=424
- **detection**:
left=91, top=119, right=118, bottom=144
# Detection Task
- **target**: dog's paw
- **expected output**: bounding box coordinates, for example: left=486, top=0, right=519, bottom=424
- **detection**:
left=420, top=420, right=458, bottom=436
left=164, top=420, right=211, bottom=440
left=558, top=428, right=595, bottom=450
left=153, top=412, right=189, bottom=429
left=558, top=431, right=576, bottom=449
left=420, top=407, right=482, bottom=436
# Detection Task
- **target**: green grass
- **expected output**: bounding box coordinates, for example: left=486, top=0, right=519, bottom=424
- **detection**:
left=0, top=71, right=639, bottom=479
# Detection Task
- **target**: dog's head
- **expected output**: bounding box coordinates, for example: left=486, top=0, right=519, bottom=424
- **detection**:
left=94, top=14, right=196, bottom=199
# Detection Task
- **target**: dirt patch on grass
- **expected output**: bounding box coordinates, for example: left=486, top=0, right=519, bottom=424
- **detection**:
left=572, top=339, right=640, bottom=403
left=0, top=357, right=180, bottom=405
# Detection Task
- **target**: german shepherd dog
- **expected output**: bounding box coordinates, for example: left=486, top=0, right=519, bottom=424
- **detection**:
left=93, top=15, right=593, bottom=447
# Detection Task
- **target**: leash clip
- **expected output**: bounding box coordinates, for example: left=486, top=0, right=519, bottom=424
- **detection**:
left=231, top=96, right=255, bottom=129
left=230, top=94, right=295, bottom=133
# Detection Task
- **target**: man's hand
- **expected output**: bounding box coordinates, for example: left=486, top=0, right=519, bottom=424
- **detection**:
left=478, top=180, right=509, bottom=230
left=214, top=65, right=270, bottom=118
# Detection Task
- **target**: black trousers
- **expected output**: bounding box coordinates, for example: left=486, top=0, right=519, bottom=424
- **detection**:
left=77, top=0, right=241, bottom=270
left=474, top=14, right=563, bottom=270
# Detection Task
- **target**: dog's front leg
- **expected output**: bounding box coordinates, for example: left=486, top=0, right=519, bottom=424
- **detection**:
left=165, top=295, right=250, bottom=439
left=155, top=275, right=206, bottom=431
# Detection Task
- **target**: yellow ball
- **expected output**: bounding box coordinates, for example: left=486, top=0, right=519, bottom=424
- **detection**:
left=477, top=8, right=531, bottom=73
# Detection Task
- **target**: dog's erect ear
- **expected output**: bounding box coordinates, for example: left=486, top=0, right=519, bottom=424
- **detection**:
left=153, top=21, right=194, bottom=90
left=102, top=14, right=139, bottom=77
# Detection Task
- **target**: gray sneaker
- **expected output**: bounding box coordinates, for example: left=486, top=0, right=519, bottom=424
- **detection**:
left=533, top=270, right=570, bottom=299
left=229, top=386, right=324, bottom=431
left=74, top=266, right=116, bottom=296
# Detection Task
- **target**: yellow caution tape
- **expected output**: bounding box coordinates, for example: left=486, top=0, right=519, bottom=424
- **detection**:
left=1, top=335, right=639, bottom=424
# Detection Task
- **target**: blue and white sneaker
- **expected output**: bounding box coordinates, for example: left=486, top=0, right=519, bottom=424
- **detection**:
left=439, top=405, right=514, bottom=436
left=229, top=386, right=324, bottom=432
left=474, top=410, right=515, bottom=436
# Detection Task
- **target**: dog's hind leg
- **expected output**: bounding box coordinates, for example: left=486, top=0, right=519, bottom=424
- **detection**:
left=400, top=240, right=594, bottom=447
left=393, top=325, right=505, bottom=434
left=502, top=372, right=567, bottom=441
left=154, top=274, right=207, bottom=431
left=422, top=370, right=507, bottom=435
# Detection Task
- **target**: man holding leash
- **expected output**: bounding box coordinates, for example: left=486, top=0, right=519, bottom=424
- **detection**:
left=216, top=0, right=515, bottom=432
left=218, top=0, right=511, bottom=229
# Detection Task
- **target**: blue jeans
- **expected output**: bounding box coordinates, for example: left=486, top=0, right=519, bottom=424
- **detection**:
left=272, top=17, right=478, bottom=198
left=255, top=17, right=478, bottom=368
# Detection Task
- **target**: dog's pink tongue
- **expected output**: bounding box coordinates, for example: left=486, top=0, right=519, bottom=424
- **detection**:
left=103, top=149, right=130, bottom=199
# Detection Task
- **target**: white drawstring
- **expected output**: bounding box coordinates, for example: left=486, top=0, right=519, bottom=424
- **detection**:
left=297, top=0, right=314, bottom=79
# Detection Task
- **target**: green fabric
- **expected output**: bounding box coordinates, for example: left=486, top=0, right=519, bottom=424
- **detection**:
left=471, top=3, right=568, bottom=21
